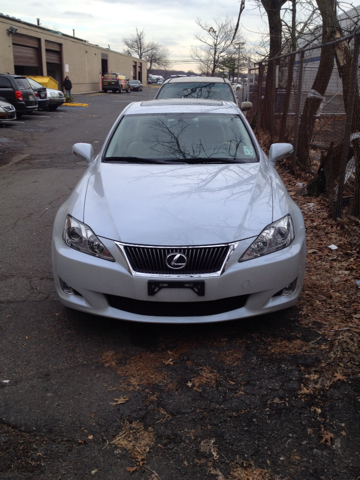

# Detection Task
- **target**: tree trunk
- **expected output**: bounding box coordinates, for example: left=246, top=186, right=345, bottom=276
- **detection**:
left=316, top=0, right=360, bottom=217
left=280, top=0, right=296, bottom=141
left=260, top=0, right=287, bottom=132
left=296, top=42, right=334, bottom=167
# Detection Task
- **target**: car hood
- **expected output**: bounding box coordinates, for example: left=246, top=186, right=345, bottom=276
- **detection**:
left=84, top=163, right=274, bottom=246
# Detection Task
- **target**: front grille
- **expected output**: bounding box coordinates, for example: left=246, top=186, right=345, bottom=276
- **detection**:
left=119, top=244, right=234, bottom=276
left=106, top=294, right=248, bottom=317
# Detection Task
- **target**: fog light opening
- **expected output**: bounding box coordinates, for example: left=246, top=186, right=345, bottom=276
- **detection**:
left=281, top=279, right=297, bottom=296
left=59, top=278, right=74, bottom=295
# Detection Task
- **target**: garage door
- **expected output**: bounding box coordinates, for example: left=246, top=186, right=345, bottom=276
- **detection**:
left=12, top=34, right=40, bottom=67
left=45, top=40, right=61, bottom=64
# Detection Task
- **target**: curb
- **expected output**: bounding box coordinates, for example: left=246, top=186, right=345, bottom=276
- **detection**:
left=62, top=103, right=89, bottom=107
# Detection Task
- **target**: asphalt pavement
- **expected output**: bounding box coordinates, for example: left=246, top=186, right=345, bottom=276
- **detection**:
left=1, top=89, right=359, bottom=480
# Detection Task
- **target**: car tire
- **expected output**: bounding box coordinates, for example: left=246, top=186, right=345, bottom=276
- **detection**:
left=112, top=89, right=116, bottom=93
left=126, top=88, right=130, bottom=93
left=103, top=89, right=107, bottom=93
left=48, top=105, right=59, bottom=111
left=16, top=113, right=23, bottom=119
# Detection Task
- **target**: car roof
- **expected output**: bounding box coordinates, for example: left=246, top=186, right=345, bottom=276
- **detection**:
left=163, top=76, right=232, bottom=85
left=125, top=98, right=240, bottom=115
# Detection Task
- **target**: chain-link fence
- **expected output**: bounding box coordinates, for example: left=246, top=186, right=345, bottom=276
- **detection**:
left=247, top=32, right=360, bottom=218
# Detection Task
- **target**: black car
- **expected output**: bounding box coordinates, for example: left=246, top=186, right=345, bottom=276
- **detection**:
left=0, top=74, right=38, bottom=118
left=26, top=77, right=50, bottom=110
left=129, top=80, right=143, bottom=91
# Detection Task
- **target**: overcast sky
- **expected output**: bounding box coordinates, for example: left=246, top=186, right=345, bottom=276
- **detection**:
left=1, top=0, right=267, bottom=71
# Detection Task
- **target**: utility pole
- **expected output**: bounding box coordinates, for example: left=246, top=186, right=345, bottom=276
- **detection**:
left=236, top=42, right=245, bottom=83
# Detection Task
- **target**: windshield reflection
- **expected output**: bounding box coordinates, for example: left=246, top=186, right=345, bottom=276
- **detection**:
left=105, top=113, right=257, bottom=163
left=158, top=82, right=234, bottom=101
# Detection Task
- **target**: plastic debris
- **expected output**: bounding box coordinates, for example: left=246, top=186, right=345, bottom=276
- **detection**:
left=2, top=380, right=10, bottom=384
left=328, top=244, right=338, bottom=250
left=356, top=280, right=360, bottom=289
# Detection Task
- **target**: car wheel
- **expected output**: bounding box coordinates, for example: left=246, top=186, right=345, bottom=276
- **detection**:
left=16, top=113, right=23, bottom=119
left=103, top=89, right=107, bottom=93
left=119, top=87, right=122, bottom=94
left=48, top=105, right=59, bottom=111
left=112, top=89, right=116, bottom=93
left=126, top=88, right=130, bottom=93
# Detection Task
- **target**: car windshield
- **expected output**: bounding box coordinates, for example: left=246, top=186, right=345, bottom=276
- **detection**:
left=157, top=82, right=235, bottom=102
left=104, top=113, right=257, bottom=163
left=27, top=78, right=43, bottom=89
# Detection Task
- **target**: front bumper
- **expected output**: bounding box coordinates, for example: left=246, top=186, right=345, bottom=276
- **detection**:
left=49, top=97, right=65, bottom=107
left=52, top=229, right=306, bottom=324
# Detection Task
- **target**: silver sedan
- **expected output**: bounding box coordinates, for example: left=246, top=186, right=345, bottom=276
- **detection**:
left=52, top=99, right=306, bottom=323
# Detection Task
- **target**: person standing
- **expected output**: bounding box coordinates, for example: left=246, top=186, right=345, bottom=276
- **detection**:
left=63, top=76, right=72, bottom=96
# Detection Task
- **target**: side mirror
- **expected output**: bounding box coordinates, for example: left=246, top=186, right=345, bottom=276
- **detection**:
left=268, top=143, right=294, bottom=165
left=72, top=143, right=95, bottom=164
left=240, top=101, right=253, bottom=111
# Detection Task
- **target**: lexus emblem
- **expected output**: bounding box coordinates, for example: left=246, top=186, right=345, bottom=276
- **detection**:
left=166, top=253, right=187, bottom=270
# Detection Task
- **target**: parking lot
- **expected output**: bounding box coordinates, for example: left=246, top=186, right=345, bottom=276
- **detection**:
left=1, top=89, right=360, bottom=480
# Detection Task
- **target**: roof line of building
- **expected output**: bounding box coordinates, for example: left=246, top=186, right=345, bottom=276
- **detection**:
left=0, top=12, right=89, bottom=44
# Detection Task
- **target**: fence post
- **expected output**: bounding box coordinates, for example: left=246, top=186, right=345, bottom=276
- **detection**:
left=293, top=50, right=305, bottom=169
left=257, top=63, right=263, bottom=129
left=334, top=31, right=360, bottom=218
left=270, top=59, right=277, bottom=142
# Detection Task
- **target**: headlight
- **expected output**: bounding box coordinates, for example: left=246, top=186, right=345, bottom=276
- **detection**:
left=0, top=106, right=5, bottom=113
left=239, top=215, right=294, bottom=262
left=63, top=215, right=115, bottom=262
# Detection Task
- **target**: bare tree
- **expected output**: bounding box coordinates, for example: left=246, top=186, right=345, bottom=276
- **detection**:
left=146, top=42, right=172, bottom=72
left=123, top=28, right=151, bottom=59
left=122, top=29, right=171, bottom=71
left=191, top=17, right=243, bottom=76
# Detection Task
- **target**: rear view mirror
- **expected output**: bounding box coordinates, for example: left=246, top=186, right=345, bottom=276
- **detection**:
left=72, top=143, right=95, bottom=164
left=268, top=143, right=294, bottom=165
left=240, top=102, right=253, bottom=111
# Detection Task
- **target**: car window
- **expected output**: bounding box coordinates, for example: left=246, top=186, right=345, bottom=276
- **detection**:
left=104, top=113, right=257, bottom=163
left=27, top=78, right=43, bottom=89
left=15, top=78, right=32, bottom=91
left=157, top=82, right=236, bottom=102
left=103, top=74, right=118, bottom=81
left=0, top=77, right=12, bottom=88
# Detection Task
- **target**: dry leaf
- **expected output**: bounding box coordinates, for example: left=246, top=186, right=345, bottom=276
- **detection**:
left=112, top=396, right=129, bottom=405
left=126, top=466, right=138, bottom=473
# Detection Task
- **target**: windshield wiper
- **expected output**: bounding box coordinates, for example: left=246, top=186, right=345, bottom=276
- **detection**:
left=173, top=158, right=245, bottom=164
left=104, top=157, right=170, bottom=164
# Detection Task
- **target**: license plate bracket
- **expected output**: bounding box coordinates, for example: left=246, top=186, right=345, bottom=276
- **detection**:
left=148, top=280, right=205, bottom=297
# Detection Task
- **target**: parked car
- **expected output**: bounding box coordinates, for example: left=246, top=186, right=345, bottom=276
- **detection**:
left=0, top=99, right=16, bottom=121
left=155, top=76, right=238, bottom=104
left=129, top=80, right=143, bottom=91
left=102, top=73, right=130, bottom=93
left=52, top=98, right=306, bottom=324
left=26, top=77, right=49, bottom=110
left=46, top=87, right=65, bottom=111
left=26, top=76, right=65, bottom=110
left=0, top=73, right=38, bottom=118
